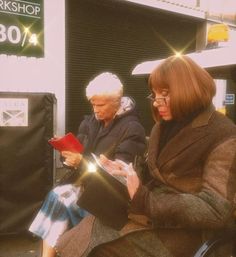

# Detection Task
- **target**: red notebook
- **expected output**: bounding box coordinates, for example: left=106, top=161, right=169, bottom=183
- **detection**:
left=48, top=132, right=84, bottom=153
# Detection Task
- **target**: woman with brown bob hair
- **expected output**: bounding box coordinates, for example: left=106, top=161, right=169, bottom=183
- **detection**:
left=149, top=55, right=216, bottom=121
left=56, top=55, right=236, bottom=257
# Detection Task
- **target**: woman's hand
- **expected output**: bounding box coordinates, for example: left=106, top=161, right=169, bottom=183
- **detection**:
left=99, top=155, right=140, bottom=199
left=61, top=151, right=83, bottom=168
left=99, top=155, right=128, bottom=176
left=126, top=163, right=140, bottom=199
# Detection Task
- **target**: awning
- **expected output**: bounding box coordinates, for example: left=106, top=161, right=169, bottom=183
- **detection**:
left=131, top=47, right=236, bottom=80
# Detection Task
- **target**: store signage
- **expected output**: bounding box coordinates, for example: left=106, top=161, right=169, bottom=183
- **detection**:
left=0, top=0, right=44, bottom=57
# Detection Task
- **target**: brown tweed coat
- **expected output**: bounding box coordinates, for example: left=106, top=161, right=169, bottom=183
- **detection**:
left=56, top=106, right=236, bottom=257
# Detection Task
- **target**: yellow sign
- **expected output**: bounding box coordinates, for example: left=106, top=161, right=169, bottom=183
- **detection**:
left=207, top=23, right=229, bottom=43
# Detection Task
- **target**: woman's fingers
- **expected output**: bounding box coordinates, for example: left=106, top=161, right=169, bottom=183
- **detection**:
left=61, top=151, right=72, bottom=157
left=127, top=164, right=140, bottom=199
left=99, top=155, right=128, bottom=176
left=100, top=155, right=119, bottom=170
left=61, top=151, right=82, bottom=167
left=99, top=156, right=140, bottom=199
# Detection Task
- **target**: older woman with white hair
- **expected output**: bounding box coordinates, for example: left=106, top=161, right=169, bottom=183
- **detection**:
left=29, top=72, right=146, bottom=257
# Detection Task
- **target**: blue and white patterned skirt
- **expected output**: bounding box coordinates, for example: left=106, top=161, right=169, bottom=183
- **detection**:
left=29, top=184, right=88, bottom=247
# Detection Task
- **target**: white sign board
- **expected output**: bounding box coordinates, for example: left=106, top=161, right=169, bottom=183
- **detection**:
left=0, top=98, right=28, bottom=126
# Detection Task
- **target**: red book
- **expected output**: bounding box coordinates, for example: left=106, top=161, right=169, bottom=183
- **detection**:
left=48, top=132, right=84, bottom=153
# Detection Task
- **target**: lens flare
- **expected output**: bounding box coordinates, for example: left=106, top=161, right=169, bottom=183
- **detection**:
left=87, top=162, right=97, bottom=173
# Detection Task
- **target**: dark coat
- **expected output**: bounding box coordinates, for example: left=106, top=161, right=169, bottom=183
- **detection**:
left=77, top=102, right=146, bottom=163
left=56, top=106, right=236, bottom=257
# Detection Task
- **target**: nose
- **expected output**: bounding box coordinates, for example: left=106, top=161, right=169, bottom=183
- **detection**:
left=153, top=101, right=158, bottom=107
left=93, top=109, right=98, bottom=117
left=153, top=101, right=162, bottom=108
left=93, top=105, right=99, bottom=112
left=93, top=106, right=101, bottom=116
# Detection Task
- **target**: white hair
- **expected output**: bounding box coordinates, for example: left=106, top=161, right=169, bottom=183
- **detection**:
left=86, top=72, right=123, bottom=100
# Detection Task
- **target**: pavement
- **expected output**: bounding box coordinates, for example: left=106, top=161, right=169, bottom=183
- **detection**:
left=0, top=233, right=40, bottom=257
left=0, top=168, right=66, bottom=257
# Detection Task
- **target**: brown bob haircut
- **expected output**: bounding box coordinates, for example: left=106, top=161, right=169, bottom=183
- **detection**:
left=148, top=55, right=216, bottom=121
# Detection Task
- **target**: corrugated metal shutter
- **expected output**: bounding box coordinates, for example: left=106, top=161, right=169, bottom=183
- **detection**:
left=66, top=0, right=200, bottom=134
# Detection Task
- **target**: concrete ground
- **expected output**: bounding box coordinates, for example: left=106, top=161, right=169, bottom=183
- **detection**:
left=0, top=233, right=40, bottom=257
left=0, top=168, right=66, bottom=257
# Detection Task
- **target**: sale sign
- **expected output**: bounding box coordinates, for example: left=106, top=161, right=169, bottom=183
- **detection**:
left=0, top=0, right=44, bottom=57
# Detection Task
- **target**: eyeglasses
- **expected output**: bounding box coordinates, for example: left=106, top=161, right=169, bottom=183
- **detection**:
left=147, top=94, right=169, bottom=106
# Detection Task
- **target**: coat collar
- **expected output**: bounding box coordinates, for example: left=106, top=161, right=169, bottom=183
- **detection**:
left=148, top=105, right=215, bottom=182
left=191, top=104, right=215, bottom=128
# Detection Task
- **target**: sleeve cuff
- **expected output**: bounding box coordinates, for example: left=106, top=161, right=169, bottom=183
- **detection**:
left=129, top=184, right=149, bottom=214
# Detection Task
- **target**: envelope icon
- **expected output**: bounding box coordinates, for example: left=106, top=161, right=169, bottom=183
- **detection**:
left=0, top=98, right=28, bottom=127
left=0, top=110, right=27, bottom=127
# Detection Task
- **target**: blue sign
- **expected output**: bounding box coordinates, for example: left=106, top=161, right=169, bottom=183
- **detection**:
left=225, top=94, right=235, bottom=105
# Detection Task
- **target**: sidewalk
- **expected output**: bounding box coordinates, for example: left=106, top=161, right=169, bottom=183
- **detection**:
left=0, top=168, right=66, bottom=257
left=0, top=233, right=40, bottom=257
